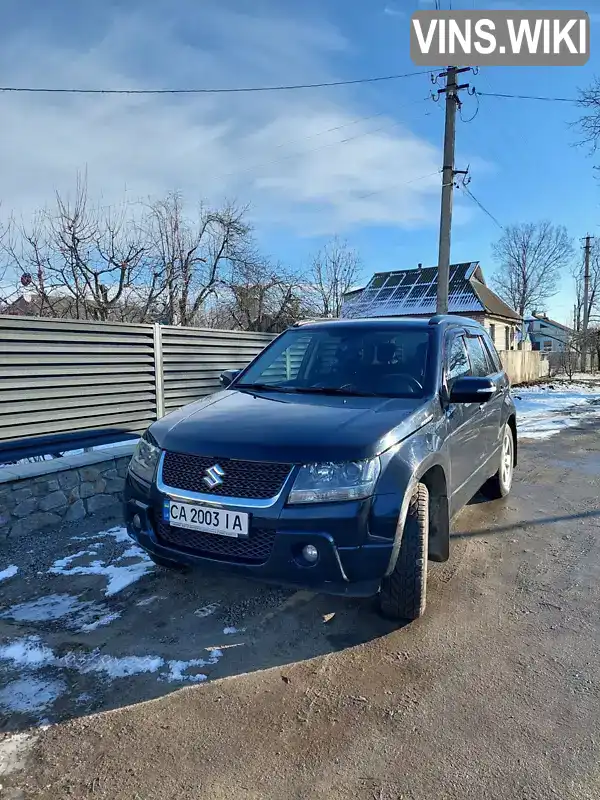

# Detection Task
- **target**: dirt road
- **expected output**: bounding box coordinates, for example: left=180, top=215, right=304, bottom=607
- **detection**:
left=2, top=421, right=600, bottom=799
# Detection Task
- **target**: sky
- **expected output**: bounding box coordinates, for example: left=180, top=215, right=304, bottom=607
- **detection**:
left=1, top=0, right=599, bottom=325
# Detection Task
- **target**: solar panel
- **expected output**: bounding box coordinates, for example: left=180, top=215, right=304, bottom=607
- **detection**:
left=341, top=263, right=485, bottom=319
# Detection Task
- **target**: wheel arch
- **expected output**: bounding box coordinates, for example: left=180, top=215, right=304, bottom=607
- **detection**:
left=384, top=457, right=450, bottom=577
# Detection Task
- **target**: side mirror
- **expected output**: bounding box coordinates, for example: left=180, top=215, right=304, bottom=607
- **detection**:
left=219, top=369, right=241, bottom=388
left=449, top=376, right=496, bottom=404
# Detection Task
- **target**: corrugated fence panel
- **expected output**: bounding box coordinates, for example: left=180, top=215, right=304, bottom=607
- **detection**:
left=0, top=315, right=156, bottom=460
left=0, top=316, right=278, bottom=460
left=161, top=326, right=274, bottom=413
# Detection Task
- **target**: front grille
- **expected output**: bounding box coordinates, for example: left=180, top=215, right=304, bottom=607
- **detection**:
left=161, top=452, right=291, bottom=499
left=156, top=520, right=275, bottom=565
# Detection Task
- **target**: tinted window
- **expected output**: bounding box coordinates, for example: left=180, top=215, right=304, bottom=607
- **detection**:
left=446, top=336, right=471, bottom=384
left=238, top=328, right=431, bottom=397
left=481, top=332, right=503, bottom=373
left=465, top=336, right=491, bottom=378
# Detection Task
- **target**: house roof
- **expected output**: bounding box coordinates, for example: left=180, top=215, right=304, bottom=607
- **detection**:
left=341, top=261, right=521, bottom=321
left=527, top=313, right=572, bottom=332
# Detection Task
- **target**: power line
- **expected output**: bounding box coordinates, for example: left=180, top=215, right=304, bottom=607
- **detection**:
left=460, top=184, right=504, bottom=230
left=227, top=98, right=431, bottom=179
left=0, top=70, right=431, bottom=96
left=353, top=169, right=442, bottom=201
left=477, top=90, right=576, bottom=103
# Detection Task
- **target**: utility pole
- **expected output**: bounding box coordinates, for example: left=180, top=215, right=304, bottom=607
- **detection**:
left=582, top=234, right=592, bottom=372
left=435, top=66, right=471, bottom=315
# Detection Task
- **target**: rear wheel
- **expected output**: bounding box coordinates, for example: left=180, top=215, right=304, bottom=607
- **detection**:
left=379, top=483, right=429, bottom=621
left=149, top=553, right=188, bottom=571
left=482, top=423, right=514, bottom=499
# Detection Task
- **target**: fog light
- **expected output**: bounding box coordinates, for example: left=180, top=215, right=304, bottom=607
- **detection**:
left=302, top=544, right=319, bottom=563
left=133, top=513, right=142, bottom=531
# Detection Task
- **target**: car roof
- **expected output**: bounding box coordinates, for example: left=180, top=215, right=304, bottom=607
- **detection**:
left=291, top=315, right=485, bottom=333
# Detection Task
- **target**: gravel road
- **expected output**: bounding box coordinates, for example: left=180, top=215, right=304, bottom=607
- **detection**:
left=2, top=421, right=600, bottom=799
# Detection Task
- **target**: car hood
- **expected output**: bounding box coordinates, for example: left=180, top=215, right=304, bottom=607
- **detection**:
left=149, top=388, right=436, bottom=463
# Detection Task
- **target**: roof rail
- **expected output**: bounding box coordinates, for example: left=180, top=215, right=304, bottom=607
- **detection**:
left=428, top=314, right=456, bottom=326
left=292, top=319, right=319, bottom=327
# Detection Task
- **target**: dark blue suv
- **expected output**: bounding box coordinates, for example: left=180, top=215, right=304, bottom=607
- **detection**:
left=123, top=315, right=517, bottom=621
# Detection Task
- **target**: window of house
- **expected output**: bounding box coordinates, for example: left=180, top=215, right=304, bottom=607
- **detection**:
left=489, top=323, right=496, bottom=344
left=465, top=335, right=491, bottom=378
left=543, top=340, right=553, bottom=351
left=505, top=327, right=511, bottom=350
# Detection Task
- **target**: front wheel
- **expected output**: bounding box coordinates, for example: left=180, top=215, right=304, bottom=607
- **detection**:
left=379, top=482, right=429, bottom=621
left=482, top=423, right=514, bottom=499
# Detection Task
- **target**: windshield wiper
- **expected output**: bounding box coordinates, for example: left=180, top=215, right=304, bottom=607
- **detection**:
left=293, top=386, right=380, bottom=397
left=235, top=382, right=296, bottom=393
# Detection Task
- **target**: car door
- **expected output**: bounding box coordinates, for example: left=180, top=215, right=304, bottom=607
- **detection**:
left=443, top=332, right=481, bottom=499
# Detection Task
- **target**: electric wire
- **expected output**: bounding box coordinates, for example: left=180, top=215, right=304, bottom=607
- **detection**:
left=0, top=71, right=432, bottom=96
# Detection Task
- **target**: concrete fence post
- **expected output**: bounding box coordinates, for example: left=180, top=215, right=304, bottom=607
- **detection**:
left=153, top=323, right=165, bottom=419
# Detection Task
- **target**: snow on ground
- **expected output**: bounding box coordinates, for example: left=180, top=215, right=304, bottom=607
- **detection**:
left=0, top=634, right=226, bottom=717
left=514, top=381, right=600, bottom=440
left=0, top=594, right=121, bottom=633
left=49, top=526, right=154, bottom=596
left=0, top=565, right=18, bottom=582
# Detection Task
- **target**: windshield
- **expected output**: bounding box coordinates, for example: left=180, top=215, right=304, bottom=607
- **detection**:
left=236, top=327, right=430, bottom=397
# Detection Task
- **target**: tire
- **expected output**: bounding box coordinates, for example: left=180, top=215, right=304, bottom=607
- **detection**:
left=379, top=482, right=429, bottom=621
left=482, top=423, right=514, bottom=500
left=149, top=553, right=188, bottom=571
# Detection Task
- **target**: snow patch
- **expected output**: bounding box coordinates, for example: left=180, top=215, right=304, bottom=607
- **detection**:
left=0, top=593, right=120, bottom=633
left=0, top=732, right=37, bottom=777
left=223, top=626, right=245, bottom=635
left=0, top=565, right=18, bottom=582
left=49, top=539, right=153, bottom=596
left=136, top=595, right=161, bottom=607
left=0, top=677, right=65, bottom=715
left=515, top=384, right=600, bottom=440
left=195, top=603, right=220, bottom=618
left=0, top=637, right=55, bottom=668
left=0, top=636, right=224, bottom=686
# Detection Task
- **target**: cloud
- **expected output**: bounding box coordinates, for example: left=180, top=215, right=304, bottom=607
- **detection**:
left=0, top=0, right=442, bottom=237
left=383, top=5, right=406, bottom=18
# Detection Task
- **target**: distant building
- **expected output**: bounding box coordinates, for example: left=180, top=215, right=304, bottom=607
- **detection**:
left=526, top=313, right=572, bottom=353
left=342, top=261, right=522, bottom=351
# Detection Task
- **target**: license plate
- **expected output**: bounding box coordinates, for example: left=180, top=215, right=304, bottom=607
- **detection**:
left=163, top=500, right=249, bottom=538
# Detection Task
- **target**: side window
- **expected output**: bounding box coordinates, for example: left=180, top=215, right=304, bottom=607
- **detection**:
left=446, top=336, right=471, bottom=385
left=481, top=331, right=503, bottom=373
left=464, top=335, right=491, bottom=378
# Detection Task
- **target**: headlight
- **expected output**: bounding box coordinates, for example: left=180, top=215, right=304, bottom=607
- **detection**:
left=128, top=435, right=161, bottom=483
left=288, top=457, right=381, bottom=504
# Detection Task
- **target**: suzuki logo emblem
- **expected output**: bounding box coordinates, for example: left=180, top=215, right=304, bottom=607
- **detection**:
left=203, top=463, right=225, bottom=489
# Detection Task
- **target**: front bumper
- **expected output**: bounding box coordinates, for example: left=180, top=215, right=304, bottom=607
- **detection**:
left=124, top=470, right=399, bottom=598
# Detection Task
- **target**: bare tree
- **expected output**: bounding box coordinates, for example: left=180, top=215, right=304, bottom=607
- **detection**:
left=572, top=242, right=600, bottom=332
left=559, top=333, right=580, bottom=381
left=3, top=176, right=156, bottom=321
left=145, top=192, right=252, bottom=327
left=308, top=237, right=361, bottom=318
left=575, top=78, right=600, bottom=153
left=222, top=257, right=305, bottom=332
left=491, top=222, right=574, bottom=317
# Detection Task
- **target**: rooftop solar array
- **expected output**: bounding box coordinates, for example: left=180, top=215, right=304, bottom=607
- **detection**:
left=341, top=262, right=485, bottom=319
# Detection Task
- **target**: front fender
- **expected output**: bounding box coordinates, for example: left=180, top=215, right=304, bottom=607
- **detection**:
left=374, top=418, right=450, bottom=576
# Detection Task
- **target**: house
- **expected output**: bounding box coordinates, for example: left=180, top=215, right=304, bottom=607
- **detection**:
left=341, top=261, right=522, bottom=351
left=526, top=313, right=572, bottom=353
